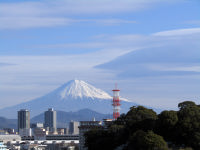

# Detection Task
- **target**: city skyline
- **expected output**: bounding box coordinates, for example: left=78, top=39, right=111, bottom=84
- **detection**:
left=0, top=0, right=200, bottom=110
left=0, top=1, right=199, bottom=149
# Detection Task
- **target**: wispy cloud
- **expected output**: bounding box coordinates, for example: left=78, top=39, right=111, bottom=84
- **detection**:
left=149, top=65, right=200, bottom=73
left=0, top=0, right=175, bottom=16
left=153, top=28, right=200, bottom=36
left=94, top=27, right=200, bottom=76
left=1, top=26, right=200, bottom=109
left=0, top=17, right=137, bottom=29
left=0, top=17, right=76, bottom=29
left=91, top=19, right=137, bottom=26
left=31, top=27, right=200, bottom=54
left=0, top=62, right=15, bottom=67
left=0, top=0, right=177, bottom=29
left=0, top=53, right=116, bottom=107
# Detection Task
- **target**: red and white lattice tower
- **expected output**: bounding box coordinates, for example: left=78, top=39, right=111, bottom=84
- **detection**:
left=112, top=84, right=121, bottom=120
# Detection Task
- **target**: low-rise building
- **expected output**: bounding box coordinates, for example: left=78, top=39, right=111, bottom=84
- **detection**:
left=0, top=130, right=8, bottom=135
left=33, top=128, right=48, bottom=140
left=57, top=128, right=65, bottom=135
left=0, top=135, right=21, bottom=143
left=19, top=128, right=32, bottom=137
left=6, top=140, right=79, bottom=150
left=3, top=128, right=15, bottom=134
left=31, top=123, right=44, bottom=129
left=79, top=121, right=103, bottom=150
left=46, top=135, right=79, bottom=141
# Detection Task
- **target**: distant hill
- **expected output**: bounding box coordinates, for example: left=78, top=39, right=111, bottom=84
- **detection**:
left=0, top=117, right=17, bottom=129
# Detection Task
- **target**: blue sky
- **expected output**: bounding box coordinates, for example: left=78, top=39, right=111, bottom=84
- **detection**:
left=0, top=0, right=200, bottom=110
left=1, top=0, right=199, bottom=55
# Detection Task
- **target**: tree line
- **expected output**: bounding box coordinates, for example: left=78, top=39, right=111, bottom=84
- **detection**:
left=84, top=101, right=200, bottom=150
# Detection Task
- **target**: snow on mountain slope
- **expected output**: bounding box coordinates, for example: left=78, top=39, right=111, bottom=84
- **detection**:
left=56, top=80, right=112, bottom=100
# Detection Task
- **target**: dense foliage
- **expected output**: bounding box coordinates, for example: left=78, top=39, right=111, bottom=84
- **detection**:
left=84, top=101, right=200, bottom=150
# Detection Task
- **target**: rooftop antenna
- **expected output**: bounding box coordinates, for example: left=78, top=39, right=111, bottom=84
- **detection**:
left=93, top=117, right=96, bottom=121
left=115, top=83, right=118, bottom=89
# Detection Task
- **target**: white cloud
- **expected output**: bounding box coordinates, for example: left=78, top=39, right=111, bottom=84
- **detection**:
left=91, top=19, right=137, bottom=26
left=0, top=17, right=76, bottom=29
left=0, top=54, right=116, bottom=107
left=91, top=27, right=200, bottom=73
left=149, top=64, right=200, bottom=72
left=153, top=28, right=200, bottom=36
left=0, top=17, right=137, bottom=29
left=0, top=0, right=177, bottom=29
left=1, top=26, right=199, bottom=109
left=0, top=0, right=175, bottom=17
left=32, top=27, right=200, bottom=54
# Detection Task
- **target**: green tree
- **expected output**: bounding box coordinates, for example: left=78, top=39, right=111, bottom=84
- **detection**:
left=178, top=101, right=196, bottom=110
left=84, top=128, right=115, bottom=150
left=109, top=124, right=128, bottom=148
left=127, top=130, right=168, bottom=150
left=83, top=101, right=200, bottom=150
left=156, top=110, right=178, bottom=141
left=177, top=101, right=200, bottom=149
left=126, top=106, right=158, bottom=122
left=114, top=113, right=127, bottom=126
left=126, top=106, right=158, bottom=133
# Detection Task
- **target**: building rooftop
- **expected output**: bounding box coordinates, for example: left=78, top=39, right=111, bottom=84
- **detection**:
left=0, top=135, right=21, bottom=141
left=19, top=109, right=29, bottom=112
left=48, top=108, right=54, bottom=111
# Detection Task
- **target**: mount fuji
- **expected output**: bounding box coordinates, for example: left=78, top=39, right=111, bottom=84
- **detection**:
left=0, top=80, right=138, bottom=118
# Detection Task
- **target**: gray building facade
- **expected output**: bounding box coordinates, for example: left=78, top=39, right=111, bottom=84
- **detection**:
left=69, top=121, right=79, bottom=135
left=18, top=109, right=30, bottom=131
left=44, top=108, right=56, bottom=132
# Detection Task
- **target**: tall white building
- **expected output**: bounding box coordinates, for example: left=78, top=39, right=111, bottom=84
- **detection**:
left=44, top=108, right=57, bottom=133
left=69, top=121, right=79, bottom=135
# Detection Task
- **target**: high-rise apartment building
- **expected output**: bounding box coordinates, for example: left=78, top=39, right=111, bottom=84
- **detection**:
left=69, top=121, right=79, bottom=135
left=18, top=109, right=30, bottom=131
left=44, top=108, right=56, bottom=132
left=18, top=109, right=32, bottom=137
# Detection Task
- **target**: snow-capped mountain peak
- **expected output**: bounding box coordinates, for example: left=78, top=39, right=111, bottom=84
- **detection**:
left=0, top=79, right=136, bottom=118
left=57, top=80, right=112, bottom=100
